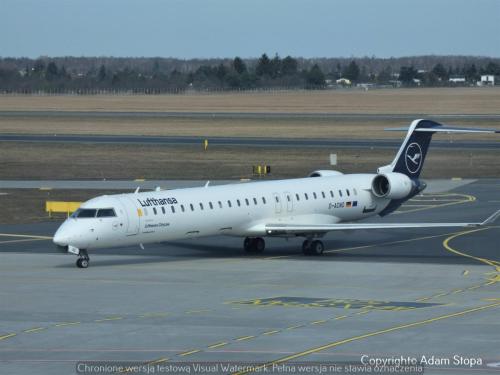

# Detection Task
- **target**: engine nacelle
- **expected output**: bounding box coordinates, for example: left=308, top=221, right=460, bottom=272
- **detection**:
left=308, top=170, right=344, bottom=178
left=371, top=172, right=413, bottom=199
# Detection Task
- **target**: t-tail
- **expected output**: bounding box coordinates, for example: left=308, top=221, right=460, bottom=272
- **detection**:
left=376, top=119, right=499, bottom=216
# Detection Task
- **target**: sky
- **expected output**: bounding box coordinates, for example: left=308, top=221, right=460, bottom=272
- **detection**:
left=1, top=0, right=499, bottom=58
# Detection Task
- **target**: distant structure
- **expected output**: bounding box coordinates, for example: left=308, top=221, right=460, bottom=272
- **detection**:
left=479, top=75, right=495, bottom=86
left=336, top=78, right=352, bottom=86
left=449, top=76, right=466, bottom=84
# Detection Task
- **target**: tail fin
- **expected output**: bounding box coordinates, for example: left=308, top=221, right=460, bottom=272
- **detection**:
left=378, top=119, right=499, bottom=179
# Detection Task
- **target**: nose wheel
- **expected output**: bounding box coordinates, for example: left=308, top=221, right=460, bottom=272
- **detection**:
left=76, top=249, right=89, bottom=268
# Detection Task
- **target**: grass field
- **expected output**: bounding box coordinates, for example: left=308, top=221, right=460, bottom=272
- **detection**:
left=2, top=88, right=500, bottom=114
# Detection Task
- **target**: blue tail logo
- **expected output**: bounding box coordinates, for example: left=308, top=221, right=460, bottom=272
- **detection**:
left=404, top=142, right=423, bottom=175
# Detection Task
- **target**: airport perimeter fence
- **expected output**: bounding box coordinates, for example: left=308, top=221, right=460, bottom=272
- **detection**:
left=0, top=86, right=390, bottom=96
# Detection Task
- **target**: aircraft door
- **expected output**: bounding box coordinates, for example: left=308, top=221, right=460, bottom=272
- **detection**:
left=117, top=196, right=140, bottom=235
left=273, top=193, right=282, bottom=214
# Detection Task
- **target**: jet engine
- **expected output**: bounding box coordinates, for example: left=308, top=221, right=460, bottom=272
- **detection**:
left=371, top=172, right=413, bottom=199
left=308, top=170, right=344, bottom=178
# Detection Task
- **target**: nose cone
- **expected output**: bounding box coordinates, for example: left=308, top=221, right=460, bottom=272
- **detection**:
left=53, top=221, right=73, bottom=247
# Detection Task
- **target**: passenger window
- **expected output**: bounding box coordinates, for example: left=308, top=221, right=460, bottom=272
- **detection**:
left=209, top=202, right=213, bottom=209
left=75, top=208, right=97, bottom=218
left=190, top=204, right=194, bottom=211
left=295, top=193, right=299, bottom=201
left=262, top=197, right=266, bottom=204
left=346, top=189, right=350, bottom=197
left=96, top=208, right=116, bottom=218
left=339, top=190, right=343, bottom=197
left=275, top=196, right=279, bottom=203
left=305, top=193, right=309, bottom=200
left=171, top=206, right=175, bottom=213
left=228, top=200, right=232, bottom=208
left=313, top=192, right=317, bottom=199
left=161, top=207, right=166, bottom=214
left=181, top=204, right=185, bottom=212
left=218, top=201, right=223, bottom=208
left=253, top=198, right=257, bottom=205
left=199, top=203, right=204, bottom=210
left=153, top=207, right=157, bottom=215
left=237, top=199, right=241, bottom=207
left=245, top=198, right=249, bottom=206
left=330, top=190, right=334, bottom=198
left=286, top=195, right=290, bottom=202
left=321, top=191, right=326, bottom=198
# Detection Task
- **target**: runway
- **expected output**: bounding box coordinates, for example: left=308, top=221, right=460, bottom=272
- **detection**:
left=1, top=134, right=499, bottom=150
left=0, top=179, right=499, bottom=374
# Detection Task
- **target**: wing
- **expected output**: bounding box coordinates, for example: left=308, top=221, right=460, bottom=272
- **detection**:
left=265, top=209, right=500, bottom=235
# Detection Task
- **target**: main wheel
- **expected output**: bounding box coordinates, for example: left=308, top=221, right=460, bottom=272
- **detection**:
left=76, top=258, right=89, bottom=268
left=254, top=237, right=265, bottom=253
left=302, top=240, right=312, bottom=255
left=310, top=240, right=324, bottom=255
left=243, top=237, right=253, bottom=253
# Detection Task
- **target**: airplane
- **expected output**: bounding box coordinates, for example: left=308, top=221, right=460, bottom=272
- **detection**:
left=53, top=119, right=500, bottom=268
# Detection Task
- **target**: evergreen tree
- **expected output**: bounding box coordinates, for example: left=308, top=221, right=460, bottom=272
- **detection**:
left=306, top=64, right=325, bottom=86
left=233, top=57, right=247, bottom=74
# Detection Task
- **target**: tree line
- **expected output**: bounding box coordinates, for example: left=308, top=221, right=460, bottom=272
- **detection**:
left=1, top=54, right=499, bottom=93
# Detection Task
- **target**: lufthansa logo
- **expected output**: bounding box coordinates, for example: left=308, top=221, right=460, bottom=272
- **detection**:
left=405, top=142, right=422, bottom=174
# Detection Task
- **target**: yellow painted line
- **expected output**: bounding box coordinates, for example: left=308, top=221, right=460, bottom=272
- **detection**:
left=208, top=342, right=228, bottom=349
left=0, top=233, right=53, bottom=240
left=285, top=325, right=303, bottom=330
left=0, top=238, right=49, bottom=244
left=463, top=270, right=470, bottom=276
left=433, top=293, right=448, bottom=298
left=147, top=357, right=169, bottom=365
left=334, top=315, right=348, bottom=320
left=232, top=302, right=500, bottom=375
left=134, top=179, right=145, bottom=182
left=0, top=333, right=16, bottom=341
left=23, top=327, right=46, bottom=333
left=235, top=335, right=255, bottom=341
left=356, top=310, right=370, bottom=315
left=265, top=229, right=466, bottom=260
left=178, top=349, right=201, bottom=357
left=467, top=285, right=481, bottom=290
left=54, top=321, right=80, bottom=327
left=443, top=227, right=500, bottom=284
left=311, top=320, right=327, bottom=325
left=415, top=297, right=431, bottom=302
left=185, top=309, right=211, bottom=314
left=262, top=330, right=280, bottom=336
left=94, top=316, right=123, bottom=322
left=395, top=193, right=475, bottom=215
left=343, top=304, right=351, bottom=309
left=39, top=187, right=52, bottom=190
left=452, top=289, right=464, bottom=294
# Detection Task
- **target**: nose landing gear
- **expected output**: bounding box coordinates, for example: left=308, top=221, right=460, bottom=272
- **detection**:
left=75, top=249, right=89, bottom=268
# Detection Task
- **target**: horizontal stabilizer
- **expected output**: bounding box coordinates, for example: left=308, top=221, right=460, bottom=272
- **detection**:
left=386, top=126, right=500, bottom=133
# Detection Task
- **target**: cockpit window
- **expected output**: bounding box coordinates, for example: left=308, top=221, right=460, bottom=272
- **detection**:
left=96, top=208, right=116, bottom=218
left=72, top=208, right=97, bottom=218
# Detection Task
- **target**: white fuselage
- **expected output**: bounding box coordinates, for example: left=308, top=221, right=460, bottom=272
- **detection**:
left=53, top=174, right=391, bottom=250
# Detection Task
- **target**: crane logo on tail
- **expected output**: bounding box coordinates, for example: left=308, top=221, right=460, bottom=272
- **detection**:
left=405, top=142, right=422, bottom=174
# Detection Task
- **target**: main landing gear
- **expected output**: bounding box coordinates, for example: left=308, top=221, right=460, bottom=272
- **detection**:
left=243, top=237, right=266, bottom=254
left=76, top=249, right=90, bottom=268
left=302, top=239, right=324, bottom=256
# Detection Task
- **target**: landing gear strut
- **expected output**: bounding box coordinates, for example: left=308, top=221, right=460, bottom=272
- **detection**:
left=302, top=239, right=324, bottom=256
left=243, top=237, right=265, bottom=254
left=76, top=249, right=89, bottom=268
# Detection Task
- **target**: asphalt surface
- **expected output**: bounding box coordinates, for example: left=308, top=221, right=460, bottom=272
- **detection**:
left=0, top=179, right=499, bottom=374
left=1, top=134, right=499, bottom=150
left=2, top=110, right=500, bottom=121
left=0, top=178, right=475, bottom=191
